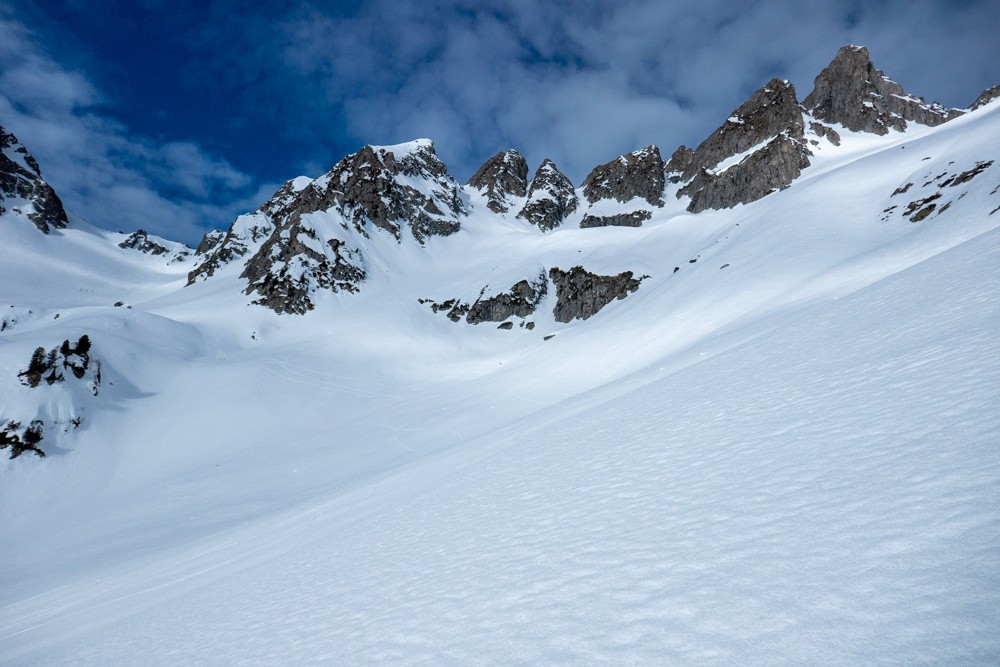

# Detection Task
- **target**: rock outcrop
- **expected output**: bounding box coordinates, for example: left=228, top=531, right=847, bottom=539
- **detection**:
left=324, top=140, right=464, bottom=244
left=0, top=125, right=68, bottom=233
left=118, top=229, right=170, bottom=256
left=422, top=272, right=547, bottom=327
left=578, top=146, right=664, bottom=229
left=549, top=266, right=644, bottom=322
left=579, top=211, right=651, bottom=228
left=517, top=159, right=578, bottom=231
left=468, top=150, right=528, bottom=214
left=665, top=145, right=694, bottom=183
left=971, top=83, right=1000, bottom=110
left=803, top=45, right=962, bottom=134
left=582, top=146, right=664, bottom=206
left=678, top=78, right=812, bottom=213
left=189, top=141, right=465, bottom=313
left=195, top=229, right=225, bottom=255
left=241, top=224, right=366, bottom=315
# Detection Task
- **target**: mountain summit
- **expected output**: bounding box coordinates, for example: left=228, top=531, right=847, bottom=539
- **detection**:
left=803, top=45, right=963, bottom=134
left=0, top=125, right=68, bottom=233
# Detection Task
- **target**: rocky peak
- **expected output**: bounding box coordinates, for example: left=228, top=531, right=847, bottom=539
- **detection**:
left=467, top=149, right=528, bottom=214
left=189, top=139, right=466, bottom=314
left=517, top=159, right=578, bottom=231
left=582, top=145, right=665, bottom=206
left=971, top=83, right=1000, bottom=110
left=325, top=139, right=464, bottom=244
left=803, top=45, right=962, bottom=134
left=677, top=78, right=812, bottom=213
left=0, top=125, right=68, bottom=233
left=665, top=145, right=694, bottom=183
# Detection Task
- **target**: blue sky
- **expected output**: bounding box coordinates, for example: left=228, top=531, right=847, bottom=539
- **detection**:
left=2, top=1, right=998, bottom=244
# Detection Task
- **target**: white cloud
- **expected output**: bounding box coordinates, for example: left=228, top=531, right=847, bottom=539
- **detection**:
left=0, top=16, right=267, bottom=244
left=271, top=0, right=1000, bottom=181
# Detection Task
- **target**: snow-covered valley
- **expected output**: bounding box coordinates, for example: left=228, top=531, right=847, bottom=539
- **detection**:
left=2, top=46, right=999, bottom=664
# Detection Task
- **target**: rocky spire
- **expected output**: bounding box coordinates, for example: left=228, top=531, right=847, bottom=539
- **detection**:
left=467, top=149, right=528, bottom=214
left=189, top=140, right=466, bottom=314
left=577, top=146, right=664, bottom=228
left=581, top=145, right=665, bottom=206
left=678, top=78, right=811, bottom=213
left=0, top=125, right=68, bottom=233
left=323, top=139, right=465, bottom=244
left=517, top=159, right=578, bottom=232
left=971, top=83, right=1000, bottom=110
left=803, top=45, right=962, bottom=134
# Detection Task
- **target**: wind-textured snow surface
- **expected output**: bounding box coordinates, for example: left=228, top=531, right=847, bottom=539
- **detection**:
left=1, top=102, right=1000, bottom=664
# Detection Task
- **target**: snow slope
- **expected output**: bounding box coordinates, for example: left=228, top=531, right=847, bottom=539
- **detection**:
left=1, top=101, right=999, bottom=664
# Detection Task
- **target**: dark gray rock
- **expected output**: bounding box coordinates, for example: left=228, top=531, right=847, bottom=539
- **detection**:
left=665, top=145, right=694, bottom=183
left=468, top=149, right=528, bottom=214
left=549, top=266, right=644, bottom=322
left=423, top=272, right=548, bottom=326
left=187, top=212, right=274, bottom=283
left=517, top=159, right=578, bottom=231
left=326, top=140, right=464, bottom=244
left=466, top=272, right=547, bottom=324
left=0, top=125, right=68, bottom=233
left=971, top=83, right=1000, bottom=110
left=582, top=146, right=664, bottom=206
left=195, top=229, right=225, bottom=255
left=803, top=45, right=963, bottom=134
left=118, top=229, right=169, bottom=256
left=579, top=211, right=651, bottom=228
left=678, top=78, right=811, bottom=213
left=809, top=122, right=841, bottom=146
left=241, top=224, right=366, bottom=315
left=189, top=141, right=463, bottom=313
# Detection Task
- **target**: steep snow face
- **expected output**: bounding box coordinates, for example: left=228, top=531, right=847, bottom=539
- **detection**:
left=1, top=67, right=1000, bottom=666
left=0, top=125, right=68, bottom=233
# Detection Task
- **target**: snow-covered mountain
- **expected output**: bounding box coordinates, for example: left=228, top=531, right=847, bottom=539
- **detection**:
left=1, top=46, right=999, bottom=664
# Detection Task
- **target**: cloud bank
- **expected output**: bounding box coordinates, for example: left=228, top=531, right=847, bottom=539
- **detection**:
left=2, top=1, right=998, bottom=243
left=0, top=14, right=276, bottom=244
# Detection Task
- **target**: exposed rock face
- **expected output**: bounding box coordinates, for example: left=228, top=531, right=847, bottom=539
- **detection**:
left=549, top=266, right=644, bottom=322
left=188, top=141, right=465, bottom=313
left=468, top=150, right=528, bottom=213
left=422, top=272, right=547, bottom=326
left=118, top=229, right=169, bottom=256
left=678, top=78, right=811, bottom=213
left=466, top=273, right=547, bottom=324
left=241, top=224, right=366, bottom=315
left=195, top=229, right=225, bottom=255
left=187, top=212, right=274, bottom=283
left=580, top=211, right=651, bottom=228
left=665, top=145, right=694, bottom=183
left=803, top=45, right=962, bottom=134
left=325, top=140, right=464, bottom=244
left=517, top=159, right=578, bottom=231
left=971, top=83, right=1000, bottom=110
left=0, top=125, right=68, bottom=233
left=582, top=146, right=664, bottom=206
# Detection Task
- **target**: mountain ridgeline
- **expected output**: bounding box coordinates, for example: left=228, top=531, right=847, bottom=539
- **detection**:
left=5, top=45, right=993, bottom=320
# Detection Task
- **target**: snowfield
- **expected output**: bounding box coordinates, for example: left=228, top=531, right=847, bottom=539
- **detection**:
left=1, top=101, right=999, bottom=664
